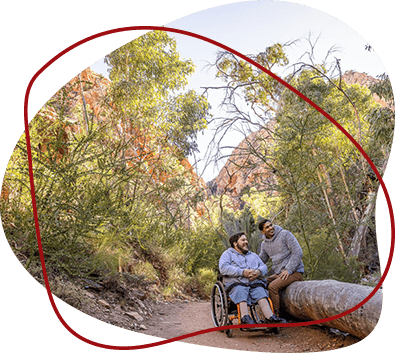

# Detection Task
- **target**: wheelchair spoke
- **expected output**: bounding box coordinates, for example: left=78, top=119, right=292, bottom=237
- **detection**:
left=210, top=281, right=228, bottom=327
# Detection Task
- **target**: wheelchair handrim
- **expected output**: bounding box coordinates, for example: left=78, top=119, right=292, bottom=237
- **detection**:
left=210, top=282, right=227, bottom=327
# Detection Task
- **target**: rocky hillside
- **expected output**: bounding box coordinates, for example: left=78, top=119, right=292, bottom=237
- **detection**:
left=208, top=71, right=384, bottom=209
left=207, top=127, right=276, bottom=210
left=47, top=67, right=111, bottom=125
left=342, top=70, right=388, bottom=107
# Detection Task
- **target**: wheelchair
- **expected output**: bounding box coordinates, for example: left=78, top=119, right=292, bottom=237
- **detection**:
left=210, top=273, right=280, bottom=338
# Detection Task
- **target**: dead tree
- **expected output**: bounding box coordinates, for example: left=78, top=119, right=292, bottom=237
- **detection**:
left=281, top=280, right=382, bottom=339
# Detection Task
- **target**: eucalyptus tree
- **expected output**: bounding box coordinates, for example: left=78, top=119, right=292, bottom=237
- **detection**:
left=104, top=31, right=211, bottom=238
left=204, top=39, right=384, bottom=279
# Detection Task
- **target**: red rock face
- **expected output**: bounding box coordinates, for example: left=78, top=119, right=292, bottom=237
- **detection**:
left=208, top=128, right=277, bottom=210
left=342, top=70, right=389, bottom=108
left=31, top=68, right=207, bottom=202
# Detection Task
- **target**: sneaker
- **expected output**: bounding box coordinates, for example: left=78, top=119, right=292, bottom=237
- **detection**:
left=241, top=315, right=255, bottom=325
left=266, top=314, right=288, bottom=324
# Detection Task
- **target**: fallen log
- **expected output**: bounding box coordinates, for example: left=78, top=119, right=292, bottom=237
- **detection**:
left=281, top=279, right=382, bottom=339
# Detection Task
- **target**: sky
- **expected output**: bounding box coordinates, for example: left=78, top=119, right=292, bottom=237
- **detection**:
left=90, top=0, right=387, bottom=182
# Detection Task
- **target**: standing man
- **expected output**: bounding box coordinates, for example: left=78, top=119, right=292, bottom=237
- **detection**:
left=258, top=219, right=304, bottom=316
left=219, top=232, right=287, bottom=324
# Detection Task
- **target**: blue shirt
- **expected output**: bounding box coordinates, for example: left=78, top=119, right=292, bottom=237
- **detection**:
left=219, top=248, right=268, bottom=288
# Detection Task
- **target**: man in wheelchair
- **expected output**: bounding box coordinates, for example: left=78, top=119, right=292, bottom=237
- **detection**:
left=219, top=231, right=287, bottom=325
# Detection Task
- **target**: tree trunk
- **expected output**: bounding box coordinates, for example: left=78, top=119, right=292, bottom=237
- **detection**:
left=78, top=73, right=90, bottom=134
left=315, top=167, right=346, bottom=259
left=312, top=148, right=346, bottom=259
left=335, top=139, right=376, bottom=259
left=281, top=280, right=382, bottom=339
left=348, top=191, right=376, bottom=258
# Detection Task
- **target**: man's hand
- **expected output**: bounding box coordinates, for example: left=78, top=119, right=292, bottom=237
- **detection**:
left=242, top=269, right=254, bottom=278
left=278, top=270, right=290, bottom=280
left=250, top=269, right=261, bottom=281
left=243, top=269, right=261, bottom=281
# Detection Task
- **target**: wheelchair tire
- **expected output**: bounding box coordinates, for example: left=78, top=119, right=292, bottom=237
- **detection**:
left=210, top=281, right=228, bottom=328
left=271, top=327, right=280, bottom=334
left=225, top=328, right=233, bottom=338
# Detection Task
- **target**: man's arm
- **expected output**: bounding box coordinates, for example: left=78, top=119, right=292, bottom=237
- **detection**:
left=283, top=231, right=303, bottom=274
left=256, top=255, right=268, bottom=278
left=246, top=254, right=268, bottom=281
left=219, top=251, right=244, bottom=278
left=259, top=243, right=269, bottom=264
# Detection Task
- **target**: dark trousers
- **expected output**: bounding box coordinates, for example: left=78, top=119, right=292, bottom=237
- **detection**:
left=266, top=271, right=303, bottom=313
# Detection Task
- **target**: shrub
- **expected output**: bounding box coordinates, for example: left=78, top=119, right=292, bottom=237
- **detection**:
left=130, top=261, right=160, bottom=282
left=178, top=225, right=225, bottom=275
left=299, top=226, right=364, bottom=282
left=194, top=268, right=217, bottom=297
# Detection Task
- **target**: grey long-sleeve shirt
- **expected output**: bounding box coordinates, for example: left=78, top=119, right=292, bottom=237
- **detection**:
left=259, top=225, right=304, bottom=275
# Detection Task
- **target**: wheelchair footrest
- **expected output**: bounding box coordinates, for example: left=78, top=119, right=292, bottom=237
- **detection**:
left=240, top=327, right=273, bottom=333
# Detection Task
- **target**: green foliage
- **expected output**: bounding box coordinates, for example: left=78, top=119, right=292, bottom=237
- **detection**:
left=106, top=31, right=193, bottom=99
left=215, top=43, right=288, bottom=117
left=131, top=261, right=160, bottom=282
left=370, top=73, right=394, bottom=102
left=4, top=115, right=141, bottom=274
left=2, top=33, right=386, bottom=303
left=220, top=206, right=262, bottom=254
left=294, top=226, right=362, bottom=281
left=241, top=188, right=282, bottom=220
left=162, top=267, right=216, bottom=299
left=162, top=90, right=210, bottom=157
left=105, top=30, right=210, bottom=157
left=267, top=67, right=381, bottom=276
left=189, top=268, right=217, bottom=298
left=177, top=222, right=224, bottom=275
left=1, top=31, right=213, bottom=286
left=277, top=69, right=377, bottom=162
left=367, top=73, right=395, bottom=159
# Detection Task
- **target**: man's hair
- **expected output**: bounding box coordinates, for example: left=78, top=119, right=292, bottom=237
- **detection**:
left=258, top=218, right=271, bottom=231
left=229, top=232, right=246, bottom=248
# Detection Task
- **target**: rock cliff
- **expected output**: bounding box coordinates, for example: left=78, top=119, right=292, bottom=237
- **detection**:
left=30, top=67, right=207, bottom=198
left=207, top=127, right=276, bottom=210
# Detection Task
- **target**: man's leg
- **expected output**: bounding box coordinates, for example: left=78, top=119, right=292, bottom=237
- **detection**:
left=251, top=287, right=287, bottom=323
left=239, top=301, right=249, bottom=317
left=267, top=272, right=303, bottom=314
left=257, top=298, right=274, bottom=318
left=228, top=286, right=254, bottom=324
left=250, top=287, right=273, bottom=318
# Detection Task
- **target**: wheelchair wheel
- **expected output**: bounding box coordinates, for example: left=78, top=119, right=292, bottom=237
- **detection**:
left=210, top=281, right=228, bottom=328
left=225, top=328, right=233, bottom=338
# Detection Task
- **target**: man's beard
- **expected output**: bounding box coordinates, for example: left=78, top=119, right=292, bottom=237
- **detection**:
left=236, top=243, right=248, bottom=254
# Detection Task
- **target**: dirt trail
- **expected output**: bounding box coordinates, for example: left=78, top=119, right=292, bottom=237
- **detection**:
left=78, top=277, right=360, bottom=352
left=140, top=301, right=360, bottom=352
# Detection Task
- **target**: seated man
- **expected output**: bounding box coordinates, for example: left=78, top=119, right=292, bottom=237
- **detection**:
left=219, top=231, right=287, bottom=325
left=258, top=219, right=304, bottom=316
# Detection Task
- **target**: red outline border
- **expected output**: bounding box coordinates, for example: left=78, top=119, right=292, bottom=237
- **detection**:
left=23, top=26, right=394, bottom=350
